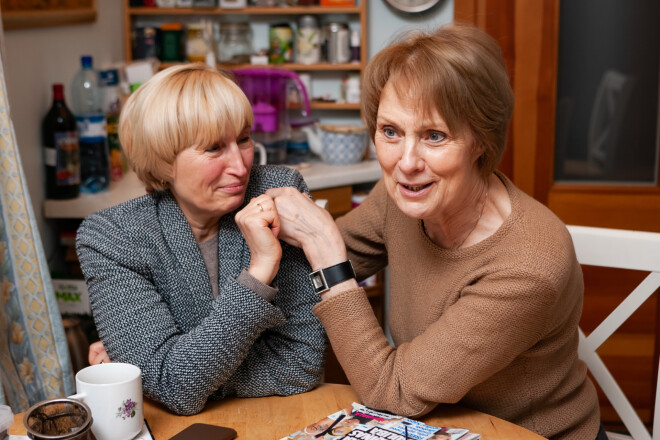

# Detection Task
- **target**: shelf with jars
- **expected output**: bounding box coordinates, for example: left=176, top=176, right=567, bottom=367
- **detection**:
left=123, top=1, right=367, bottom=112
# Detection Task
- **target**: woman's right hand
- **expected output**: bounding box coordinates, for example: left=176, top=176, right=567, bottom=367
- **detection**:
left=235, top=195, right=282, bottom=285
left=266, top=187, right=348, bottom=271
left=88, top=340, right=110, bottom=365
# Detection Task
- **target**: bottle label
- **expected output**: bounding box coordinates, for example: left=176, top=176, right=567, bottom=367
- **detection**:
left=107, top=115, right=123, bottom=181
left=44, top=146, right=57, bottom=167
left=76, top=115, right=107, bottom=142
left=53, top=131, right=80, bottom=185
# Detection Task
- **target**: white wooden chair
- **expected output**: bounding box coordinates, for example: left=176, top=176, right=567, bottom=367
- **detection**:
left=568, top=225, right=660, bottom=440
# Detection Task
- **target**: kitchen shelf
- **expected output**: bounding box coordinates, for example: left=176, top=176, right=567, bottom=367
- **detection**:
left=123, top=1, right=367, bottom=112
left=158, top=61, right=362, bottom=71
left=310, top=102, right=359, bottom=110
left=127, top=6, right=362, bottom=15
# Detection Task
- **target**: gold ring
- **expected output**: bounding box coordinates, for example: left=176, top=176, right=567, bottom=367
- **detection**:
left=258, top=203, right=263, bottom=212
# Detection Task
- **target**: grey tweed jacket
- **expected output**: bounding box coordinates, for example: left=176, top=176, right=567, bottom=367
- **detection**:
left=76, top=165, right=326, bottom=415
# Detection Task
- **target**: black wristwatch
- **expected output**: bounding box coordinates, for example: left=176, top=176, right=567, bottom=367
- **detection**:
left=309, top=260, right=356, bottom=295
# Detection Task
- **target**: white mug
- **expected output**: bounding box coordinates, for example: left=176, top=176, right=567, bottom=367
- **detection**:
left=254, top=141, right=267, bottom=165
left=69, top=363, right=143, bottom=440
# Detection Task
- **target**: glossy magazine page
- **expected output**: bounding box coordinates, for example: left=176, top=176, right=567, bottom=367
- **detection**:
left=280, top=402, right=480, bottom=440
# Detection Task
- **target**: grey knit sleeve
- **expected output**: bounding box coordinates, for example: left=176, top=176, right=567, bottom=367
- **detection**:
left=76, top=212, right=288, bottom=416
left=218, top=168, right=327, bottom=398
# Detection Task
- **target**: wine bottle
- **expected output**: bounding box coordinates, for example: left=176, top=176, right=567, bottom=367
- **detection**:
left=42, top=83, right=80, bottom=199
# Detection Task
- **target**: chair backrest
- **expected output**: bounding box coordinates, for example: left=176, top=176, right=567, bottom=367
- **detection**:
left=568, top=225, right=660, bottom=440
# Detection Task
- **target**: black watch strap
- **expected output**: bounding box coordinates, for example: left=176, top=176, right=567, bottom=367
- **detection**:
left=309, top=260, right=356, bottom=295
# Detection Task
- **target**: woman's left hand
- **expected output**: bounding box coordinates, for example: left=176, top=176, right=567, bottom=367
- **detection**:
left=266, top=187, right=348, bottom=271
left=235, top=195, right=282, bottom=285
left=88, top=340, right=111, bottom=365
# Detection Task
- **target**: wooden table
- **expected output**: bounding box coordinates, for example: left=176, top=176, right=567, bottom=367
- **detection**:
left=10, top=383, right=546, bottom=439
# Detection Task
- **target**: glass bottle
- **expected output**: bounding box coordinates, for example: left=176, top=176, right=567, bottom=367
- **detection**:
left=42, top=84, right=80, bottom=199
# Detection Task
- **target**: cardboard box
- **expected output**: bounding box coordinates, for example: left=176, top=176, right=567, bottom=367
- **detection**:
left=53, top=279, right=91, bottom=315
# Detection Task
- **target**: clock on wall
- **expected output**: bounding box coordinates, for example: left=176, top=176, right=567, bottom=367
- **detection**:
left=383, top=0, right=443, bottom=14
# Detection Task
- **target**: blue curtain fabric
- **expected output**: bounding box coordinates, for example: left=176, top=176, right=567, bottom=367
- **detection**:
left=0, top=56, right=74, bottom=411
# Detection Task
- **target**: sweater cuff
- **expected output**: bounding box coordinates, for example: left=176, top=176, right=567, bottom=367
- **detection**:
left=312, top=287, right=368, bottom=317
left=237, top=269, right=278, bottom=302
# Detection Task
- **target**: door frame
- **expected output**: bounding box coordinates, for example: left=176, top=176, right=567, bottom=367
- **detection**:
left=454, top=0, right=660, bottom=232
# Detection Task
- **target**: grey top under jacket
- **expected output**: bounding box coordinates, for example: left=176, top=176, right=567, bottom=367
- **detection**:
left=76, top=165, right=327, bottom=415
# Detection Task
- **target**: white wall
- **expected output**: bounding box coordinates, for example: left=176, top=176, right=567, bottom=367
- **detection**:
left=3, top=1, right=123, bottom=265
left=368, top=0, right=453, bottom=58
left=2, top=0, right=452, bottom=268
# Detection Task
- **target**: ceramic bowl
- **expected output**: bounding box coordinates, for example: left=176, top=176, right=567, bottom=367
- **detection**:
left=320, top=124, right=368, bottom=165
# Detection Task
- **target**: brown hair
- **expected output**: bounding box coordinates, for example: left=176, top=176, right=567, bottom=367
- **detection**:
left=362, top=23, right=514, bottom=177
left=119, top=63, right=253, bottom=191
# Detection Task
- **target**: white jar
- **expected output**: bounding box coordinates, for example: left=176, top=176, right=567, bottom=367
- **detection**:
left=296, top=15, right=321, bottom=65
left=345, top=75, right=360, bottom=104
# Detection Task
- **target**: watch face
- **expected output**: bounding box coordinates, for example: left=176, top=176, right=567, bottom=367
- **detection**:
left=384, top=0, right=442, bottom=13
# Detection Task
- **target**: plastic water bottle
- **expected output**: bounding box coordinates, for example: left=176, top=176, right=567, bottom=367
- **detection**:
left=70, top=55, right=110, bottom=193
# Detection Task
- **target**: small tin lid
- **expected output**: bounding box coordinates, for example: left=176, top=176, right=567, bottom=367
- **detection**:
left=161, top=22, right=183, bottom=31
left=322, top=22, right=349, bottom=32
left=270, top=22, right=292, bottom=29
left=299, top=15, right=318, bottom=29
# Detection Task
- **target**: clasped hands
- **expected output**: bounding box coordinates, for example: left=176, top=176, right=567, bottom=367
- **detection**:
left=88, top=187, right=349, bottom=367
left=237, top=187, right=348, bottom=286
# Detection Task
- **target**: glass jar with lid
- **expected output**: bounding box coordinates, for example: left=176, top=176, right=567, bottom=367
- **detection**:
left=186, top=23, right=207, bottom=62
left=217, top=22, right=254, bottom=64
left=296, top=15, right=320, bottom=65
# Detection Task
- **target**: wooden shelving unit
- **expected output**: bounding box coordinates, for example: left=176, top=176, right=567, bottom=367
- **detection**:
left=122, top=1, right=367, bottom=112
left=120, top=2, right=379, bottom=385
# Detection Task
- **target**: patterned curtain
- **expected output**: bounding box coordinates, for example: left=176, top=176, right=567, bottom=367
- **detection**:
left=0, top=31, right=75, bottom=410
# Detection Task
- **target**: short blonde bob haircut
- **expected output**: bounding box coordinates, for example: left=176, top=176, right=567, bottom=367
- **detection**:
left=119, top=63, right=253, bottom=191
left=362, top=23, right=514, bottom=178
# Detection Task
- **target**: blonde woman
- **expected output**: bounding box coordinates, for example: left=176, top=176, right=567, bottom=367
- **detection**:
left=76, top=64, right=325, bottom=415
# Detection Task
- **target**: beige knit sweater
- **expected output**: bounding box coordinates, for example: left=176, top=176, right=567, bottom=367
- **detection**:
left=314, top=172, right=600, bottom=440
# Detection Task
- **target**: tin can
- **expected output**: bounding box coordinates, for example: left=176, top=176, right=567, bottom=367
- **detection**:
left=322, top=22, right=350, bottom=64
left=160, top=22, right=183, bottom=62
left=269, top=23, right=293, bottom=64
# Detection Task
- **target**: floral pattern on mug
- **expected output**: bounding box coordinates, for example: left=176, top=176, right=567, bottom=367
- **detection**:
left=116, top=398, right=137, bottom=420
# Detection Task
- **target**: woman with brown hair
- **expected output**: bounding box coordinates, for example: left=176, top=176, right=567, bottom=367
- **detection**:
left=268, top=24, right=602, bottom=439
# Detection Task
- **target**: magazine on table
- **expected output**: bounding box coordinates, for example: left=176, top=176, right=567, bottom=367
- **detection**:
left=280, top=402, right=481, bottom=440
